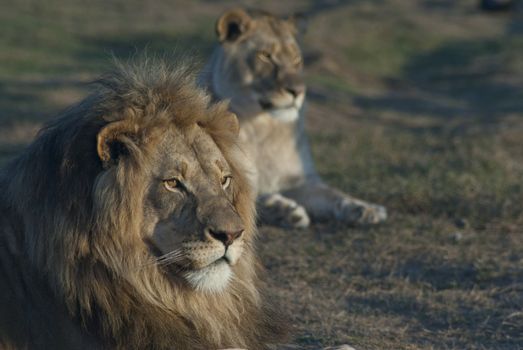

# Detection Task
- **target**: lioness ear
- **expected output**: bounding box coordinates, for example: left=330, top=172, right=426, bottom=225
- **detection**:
left=223, top=112, right=240, bottom=137
left=97, top=120, right=138, bottom=168
left=287, top=12, right=308, bottom=35
left=216, top=8, right=252, bottom=42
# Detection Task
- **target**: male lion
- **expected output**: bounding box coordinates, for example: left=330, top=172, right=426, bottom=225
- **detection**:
left=0, top=60, right=287, bottom=349
left=201, top=8, right=387, bottom=228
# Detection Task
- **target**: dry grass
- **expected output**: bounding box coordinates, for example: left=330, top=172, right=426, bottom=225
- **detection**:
left=1, top=1, right=522, bottom=349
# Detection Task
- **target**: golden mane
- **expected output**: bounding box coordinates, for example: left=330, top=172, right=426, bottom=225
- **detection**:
left=0, top=58, right=287, bottom=349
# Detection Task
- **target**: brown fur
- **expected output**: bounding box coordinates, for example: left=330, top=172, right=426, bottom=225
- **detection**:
left=0, top=58, right=287, bottom=349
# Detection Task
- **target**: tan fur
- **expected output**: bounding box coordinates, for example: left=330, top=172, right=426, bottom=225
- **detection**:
left=202, top=8, right=387, bottom=228
left=0, top=58, right=287, bottom=349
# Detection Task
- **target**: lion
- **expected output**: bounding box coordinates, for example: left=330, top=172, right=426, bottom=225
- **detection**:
left=200, top=8, right=387, bottom=228
left=0, top=59, right=288, bottom=349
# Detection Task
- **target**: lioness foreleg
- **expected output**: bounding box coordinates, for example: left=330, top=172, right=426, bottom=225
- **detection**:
left=282, top=182, right=387, bottom=225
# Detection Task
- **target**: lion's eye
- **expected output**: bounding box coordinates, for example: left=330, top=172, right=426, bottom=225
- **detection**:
left=257, top=51, right=272, bottom=63
left=163, top=178, right=181, bottom=192
left=221, top=175, right=232, bottom=190
left=293, top=55, right=302, bottom=66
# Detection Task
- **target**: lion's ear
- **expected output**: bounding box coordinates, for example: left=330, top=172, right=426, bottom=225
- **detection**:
left=96, top=120, right=138, bottom=168
left=287, top=12, right=308, bottom=35
left=216, top=8, right=252, bottom=42
left=223, top=112, right=240, bottom=137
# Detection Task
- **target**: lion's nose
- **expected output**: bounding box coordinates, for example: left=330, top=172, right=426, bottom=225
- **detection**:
left=207, top=228, right=244, bottom=247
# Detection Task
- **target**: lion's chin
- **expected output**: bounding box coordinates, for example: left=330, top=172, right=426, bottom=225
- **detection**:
left=184, top=259, right=232, bottom=293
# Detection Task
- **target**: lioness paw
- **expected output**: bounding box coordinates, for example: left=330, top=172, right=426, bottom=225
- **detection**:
left=337, top=197, right=387, bottom=225
left=259, top=193, right=311, bottom=229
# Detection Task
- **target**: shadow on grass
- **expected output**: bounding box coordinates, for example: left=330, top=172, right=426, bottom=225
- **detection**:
left=0, top=30, right=214, bottom=163
left=394, top=257, right=522, bottom=290
left=353, top=34, right=523, bottom=126
left=300, top=0, right=384, bottom=17
left=342, top=236, right=523, bottom=348
left=346, top=290, right=523, bottom=349
left=421, top=0, right=464, bottom=10
left=0, top=82, right=50, bottom=125
left=76, top=31, right=214, bottom=71
left=0, top=31, right=214, bottom=118
left=0, top=78, right=86, bottom=164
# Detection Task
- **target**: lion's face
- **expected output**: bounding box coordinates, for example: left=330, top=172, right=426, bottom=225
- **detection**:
left=211, top=8, right=305, bottom=121
left=95, top=97, right=250, bottom=294
left=143, top=125, right=246, bottom=293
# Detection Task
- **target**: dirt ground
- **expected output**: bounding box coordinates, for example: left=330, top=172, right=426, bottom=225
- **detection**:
left=1, top=1, right=522, bottom=349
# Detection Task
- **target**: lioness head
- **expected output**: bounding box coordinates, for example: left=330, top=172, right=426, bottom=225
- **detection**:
left=209, top=8, right=306, bottom=121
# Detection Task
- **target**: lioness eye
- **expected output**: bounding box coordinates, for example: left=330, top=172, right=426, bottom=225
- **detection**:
left=257, top=51, right=272, bottom=63
left=163, top=178, right=180, bottom=192
left=294, top=55, right=302, bottom=66
left=221, top=175, right=232, bottom=190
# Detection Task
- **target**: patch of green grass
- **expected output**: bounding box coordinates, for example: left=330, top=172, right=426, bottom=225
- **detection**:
left=343, top=18, right=443, bottom=78
left=405, top=36, right=523, bottom=81
left=0, top=11, right=79, bottom=76
left=307, top=73, right=360, bottom=95
left=311, top=125, right=522, bottom=226
left=0, top=1, right=215, bottom=78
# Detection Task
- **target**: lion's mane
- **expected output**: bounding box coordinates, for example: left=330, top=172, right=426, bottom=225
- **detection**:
left=0, top=59, right=286, bottom=349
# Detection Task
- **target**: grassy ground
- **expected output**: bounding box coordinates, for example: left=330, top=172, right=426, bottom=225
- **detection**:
left=1, top=1, right=522, bottom=349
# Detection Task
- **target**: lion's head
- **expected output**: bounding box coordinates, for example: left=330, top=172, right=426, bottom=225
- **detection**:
left=205, top=8, right=306, bottom=122
left=1, top=59, right=286, bottom=349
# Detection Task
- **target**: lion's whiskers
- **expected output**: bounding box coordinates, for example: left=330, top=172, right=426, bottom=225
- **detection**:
left=156, top=248, right=182, bottom=261
left=137, top=248, right=185, bottom=269
left=155, top=249, right=186, bottom=266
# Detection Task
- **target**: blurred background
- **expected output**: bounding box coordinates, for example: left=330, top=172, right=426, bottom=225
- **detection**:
left=1, top=0, right=522, bottom=349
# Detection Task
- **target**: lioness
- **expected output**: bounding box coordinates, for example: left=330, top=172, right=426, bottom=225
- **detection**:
left=0, top=60, right=287, bottom=349
left=201, top=8, right=387, bottom=228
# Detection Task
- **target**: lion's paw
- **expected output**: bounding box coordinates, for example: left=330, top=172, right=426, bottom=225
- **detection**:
left=259, top=193, right=311, bottom=229
left=337, top=197, right=387, bottom=225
